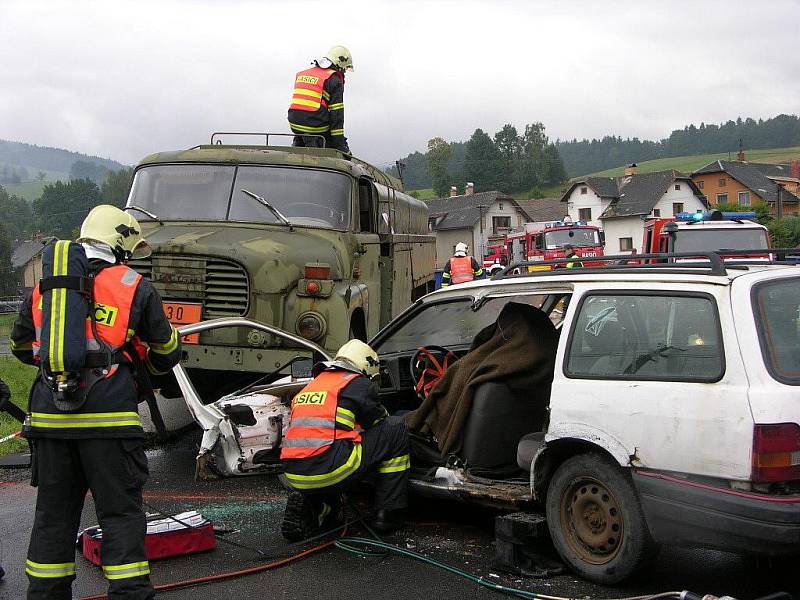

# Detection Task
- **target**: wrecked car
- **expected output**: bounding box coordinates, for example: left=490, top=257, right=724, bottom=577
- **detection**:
left=172, top=253, right=800, bottom=583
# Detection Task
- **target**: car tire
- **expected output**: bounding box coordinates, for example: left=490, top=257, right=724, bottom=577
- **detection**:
left=545, top=453, right=655, bottom=584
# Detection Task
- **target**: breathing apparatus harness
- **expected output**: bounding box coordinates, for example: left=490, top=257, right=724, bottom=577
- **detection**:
left=37, top=241, right=130, bottom=411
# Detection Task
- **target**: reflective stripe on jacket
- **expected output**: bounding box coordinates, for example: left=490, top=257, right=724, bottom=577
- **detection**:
left=289, top=66, right=336, bottom=112
left=449, top=256, right=475, bottom=285
left=281, top=371, right=362, bottom=460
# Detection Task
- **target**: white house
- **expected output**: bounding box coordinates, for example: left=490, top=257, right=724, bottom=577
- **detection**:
left=562, top=168, right=708, bottom=254
left=428, top=186, right=531, bottom=269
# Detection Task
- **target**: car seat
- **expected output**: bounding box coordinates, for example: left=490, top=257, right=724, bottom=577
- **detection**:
left=460, top=381, right=550, bottom=475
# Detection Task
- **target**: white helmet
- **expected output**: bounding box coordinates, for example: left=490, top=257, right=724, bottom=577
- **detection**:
left=323, top=45, right=354, bottom=72
left=454, top=242, right=468, bottom=257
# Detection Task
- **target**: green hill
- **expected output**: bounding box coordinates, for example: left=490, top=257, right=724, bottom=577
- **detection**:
left=585, top=146, right=800, bottom=178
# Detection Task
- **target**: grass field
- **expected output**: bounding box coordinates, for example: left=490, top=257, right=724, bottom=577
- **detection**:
left=1, top=313, right=31, bottom=455
left=0, top=356, right=35, bottom=456
left=586, top=146, right=800, bottom=178
left=0, top=313, right=15, bottom=338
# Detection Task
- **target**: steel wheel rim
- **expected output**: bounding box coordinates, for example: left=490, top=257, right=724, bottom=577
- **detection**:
left=559, top=476, right=624, bottom=565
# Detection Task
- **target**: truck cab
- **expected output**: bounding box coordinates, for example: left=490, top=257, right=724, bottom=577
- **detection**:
left=506, top=219, right=604, bottom=270
left=642, top=210, right=770, bottom=259
left=125, top=133, right=435, bottom=399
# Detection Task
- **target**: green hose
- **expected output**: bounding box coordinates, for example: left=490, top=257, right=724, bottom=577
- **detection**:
left=336, top=536, right=571, bottom=600
left=334, top=537, right=681, bottom=600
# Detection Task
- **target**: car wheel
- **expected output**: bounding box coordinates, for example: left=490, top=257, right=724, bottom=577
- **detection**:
left=545, top=453, right=655, bottom=584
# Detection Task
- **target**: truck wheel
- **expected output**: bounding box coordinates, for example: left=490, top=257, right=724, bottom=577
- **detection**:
left=545, top=453, right=654, bottom=584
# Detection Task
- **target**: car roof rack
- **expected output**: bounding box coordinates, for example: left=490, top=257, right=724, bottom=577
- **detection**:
left=491, top=249, right=800, bottom=280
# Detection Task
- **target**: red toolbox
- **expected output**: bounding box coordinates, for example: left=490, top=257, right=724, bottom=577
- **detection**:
left=81, top=512, right=217, bottom=565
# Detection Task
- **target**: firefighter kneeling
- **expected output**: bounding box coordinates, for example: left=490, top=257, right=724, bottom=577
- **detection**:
left=280, top=340, right=410, bottom=540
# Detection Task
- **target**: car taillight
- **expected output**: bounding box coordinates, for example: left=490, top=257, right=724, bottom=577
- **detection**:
left=752, top=423, right=800, bottom=482
left=304, top=263, right=331, bottom=280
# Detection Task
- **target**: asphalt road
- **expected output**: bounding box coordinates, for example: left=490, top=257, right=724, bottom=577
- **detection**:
left=0, top=431, right=796, bottom=600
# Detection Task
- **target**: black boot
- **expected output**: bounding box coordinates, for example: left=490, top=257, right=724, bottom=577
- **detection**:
left=372, top=508, right=406, bottom=534
left=281, top=492, right=316, bottom=542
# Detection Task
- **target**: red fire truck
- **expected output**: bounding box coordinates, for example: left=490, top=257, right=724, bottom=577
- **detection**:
left=642, top=211, right=770, bottom=260
left=506, top=219, right=604, bottom=270
left=483, top=243, right=509, bottom=275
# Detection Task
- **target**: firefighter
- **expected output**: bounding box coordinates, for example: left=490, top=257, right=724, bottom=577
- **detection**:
left=563, top=244, right=584, bottom=268
left=10, top=205, right=181, bottom=600
left=441, top=242, right=483, bottom=287
left=280, top=339, right=410, bottom=540
left=288, top=45, right=353, bottom=154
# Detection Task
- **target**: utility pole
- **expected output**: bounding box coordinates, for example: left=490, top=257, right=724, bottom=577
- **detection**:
left=776, top=185, right=783, bottom=221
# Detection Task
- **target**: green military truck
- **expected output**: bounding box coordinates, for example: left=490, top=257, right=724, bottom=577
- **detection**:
left=125, top=133, right=435, bottom=399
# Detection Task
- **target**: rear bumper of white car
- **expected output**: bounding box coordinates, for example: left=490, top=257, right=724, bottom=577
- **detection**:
left=633, top=470, right=800, bottom=556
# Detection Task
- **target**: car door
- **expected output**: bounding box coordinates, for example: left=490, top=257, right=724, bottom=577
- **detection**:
left=550, top=283, right=752, bottom=480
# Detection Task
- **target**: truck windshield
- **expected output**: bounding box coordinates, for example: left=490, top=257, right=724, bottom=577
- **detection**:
left=754, top=277, right=800, bottom=385
left=674, top=228, right=769, bottom=252
left=127, top=164, right=352, bottom=231
left=544, top=229, right=599, bottom=249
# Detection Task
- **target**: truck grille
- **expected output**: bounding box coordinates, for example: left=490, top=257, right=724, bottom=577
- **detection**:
left=129, top=254, right=249, bottom=318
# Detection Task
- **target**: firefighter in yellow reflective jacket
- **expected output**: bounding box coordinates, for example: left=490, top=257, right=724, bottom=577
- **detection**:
left=280, top=340, right=410, bottom=540
left=288, top=45, right=353, bottom=153
left=10, top=205, right=181, bottom=600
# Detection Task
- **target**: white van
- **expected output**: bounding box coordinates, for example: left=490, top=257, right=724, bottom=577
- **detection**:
left=173, top=254, right=800, bottom=584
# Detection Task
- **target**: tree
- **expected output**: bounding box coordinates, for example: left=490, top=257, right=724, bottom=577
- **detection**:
left=70, top=160, right=110, bottom=185
left=464, top=129, right=502, bottom=192
left=494, top=124, right=521, bottom=161
left=36, top=171, right=46, bottom=182
left=34, top=179, right=102, bottom=239
left=101, top=167, right=134, bottom=208
left=0, top=222, right=14, bottom=296
left=426, top=137, right=453, bottom=197
left=0, top=184, right=34, bottom=241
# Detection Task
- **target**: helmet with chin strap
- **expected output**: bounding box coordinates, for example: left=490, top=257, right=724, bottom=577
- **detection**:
left=77, top=205, right=151, bottom=262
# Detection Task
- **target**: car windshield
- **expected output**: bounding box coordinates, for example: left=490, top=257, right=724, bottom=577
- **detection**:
left=754, top=277, right=800, bottom=385
left=377, top=294, right=548, bottom=354
left=544, top=228, right=599, bottom=249
left=127, top=164, right=352, bottom=231
left=674, top=228, right=769, bottom=252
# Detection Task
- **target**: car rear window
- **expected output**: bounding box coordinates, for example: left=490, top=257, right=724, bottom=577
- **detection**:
left=566, top=292, right=724, bottom=382
left=753, top=277, right=800, bottom=385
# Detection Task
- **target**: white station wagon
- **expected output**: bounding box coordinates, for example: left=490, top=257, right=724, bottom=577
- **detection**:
left=173, top=252, right=800, bottom=583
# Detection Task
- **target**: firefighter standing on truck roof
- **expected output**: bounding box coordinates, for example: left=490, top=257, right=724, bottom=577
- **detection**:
left=280, top=339, right=410, bottom=540
left=288, top=45, right=353, bottom=154
left=441, top=242, right=483, bottom=287
left=10, top=205, right=181, bottom=600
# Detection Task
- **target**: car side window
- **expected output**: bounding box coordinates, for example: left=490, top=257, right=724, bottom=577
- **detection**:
left=565, top=293, right=724, bottom=382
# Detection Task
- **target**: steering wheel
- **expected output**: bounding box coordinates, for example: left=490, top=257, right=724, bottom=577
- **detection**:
left=410, top=345, right=458, bottom=399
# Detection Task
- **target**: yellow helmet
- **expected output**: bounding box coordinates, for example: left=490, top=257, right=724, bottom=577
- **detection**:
left=325, top=45, right=354, bottom=72
left=78, top=205, right=151, bottom=261
left=334, top=339, right=379, bottom=379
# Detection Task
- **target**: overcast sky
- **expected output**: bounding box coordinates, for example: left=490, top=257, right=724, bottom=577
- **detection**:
left=2, top=0, right=799, bottom=168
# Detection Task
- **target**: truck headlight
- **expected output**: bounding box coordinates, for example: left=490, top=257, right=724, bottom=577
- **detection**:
left=296, top=312, right=326, bottom=340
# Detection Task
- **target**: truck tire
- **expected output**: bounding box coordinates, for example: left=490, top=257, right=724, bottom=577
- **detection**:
left=545, top=453, right=655, bottom=584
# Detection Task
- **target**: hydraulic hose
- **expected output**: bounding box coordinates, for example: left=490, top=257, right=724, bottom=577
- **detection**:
left=78, top=535, right=339, bottom=600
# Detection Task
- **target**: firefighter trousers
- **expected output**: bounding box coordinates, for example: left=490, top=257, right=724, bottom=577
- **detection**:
left=26, top=437, right=153, bottom=600
left=311, top=416, right=411, bottom=512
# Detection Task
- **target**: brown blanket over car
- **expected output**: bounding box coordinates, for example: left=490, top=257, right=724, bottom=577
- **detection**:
left=404, top=301, right=558, bottom=456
